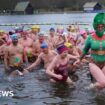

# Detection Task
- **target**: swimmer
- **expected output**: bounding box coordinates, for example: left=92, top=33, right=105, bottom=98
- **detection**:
left=46, top=44, right=78, bottom=85
left=75, top=13, right=105, bottom=90
left=4, top=34, right=28, bottom=77
left=24, top=42, right=57, bottom=71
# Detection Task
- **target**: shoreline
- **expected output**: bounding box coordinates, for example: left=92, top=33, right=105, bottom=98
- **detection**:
left=0, top=11, right=99, bottom=15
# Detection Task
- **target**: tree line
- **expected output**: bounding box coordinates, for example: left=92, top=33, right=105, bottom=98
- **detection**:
left=0, top=0, right=105, bottom=11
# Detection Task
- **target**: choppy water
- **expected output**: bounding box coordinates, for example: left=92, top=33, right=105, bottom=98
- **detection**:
left=0, top=13, right=105, bottom=105
left=0, top=63, right=105, bottom=105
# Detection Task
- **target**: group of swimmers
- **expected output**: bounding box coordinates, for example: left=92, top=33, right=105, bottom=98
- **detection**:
left=0, top=13, right=105, bottom=91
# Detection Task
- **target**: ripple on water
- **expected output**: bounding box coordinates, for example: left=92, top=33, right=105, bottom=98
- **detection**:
left=0, top=63, right=105, bottom=105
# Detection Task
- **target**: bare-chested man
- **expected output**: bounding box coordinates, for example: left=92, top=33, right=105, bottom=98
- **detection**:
left=0, top=39, right=5, bottom=63
left=19, top=31, right=34, bottom=62
left=29, top=25, right=40, bottom=42
left=24, top=43, right=57, bottom=71
left=33, top=32, right=48, bottom=58
left=48, top=28, right=58, bottom=49
left=4, top=34, right=28, bottom=77
left=55, top=27, right=67, bottom=47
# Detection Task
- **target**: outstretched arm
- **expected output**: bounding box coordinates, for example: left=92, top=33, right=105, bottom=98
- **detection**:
left=73, top=35, right=91, bottom=65
left=25, top=54, right=42, bottom=71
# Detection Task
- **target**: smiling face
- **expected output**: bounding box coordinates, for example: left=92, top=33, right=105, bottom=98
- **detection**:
left=96, top=24, right=105, bottom=37
left=60, top=50, right=68, bottom=58
left=97, top=24, right=104, bottom=31
left=93, top=13, right=105, bottom=37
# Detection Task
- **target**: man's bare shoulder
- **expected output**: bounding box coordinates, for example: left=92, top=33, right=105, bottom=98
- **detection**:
left=50, top=50, right=58, bottom=55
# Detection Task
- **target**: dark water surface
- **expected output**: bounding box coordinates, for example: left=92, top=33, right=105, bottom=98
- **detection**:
left=0, top=13, right=105, bottom=105
left=0, top=63, right=105, bottom=105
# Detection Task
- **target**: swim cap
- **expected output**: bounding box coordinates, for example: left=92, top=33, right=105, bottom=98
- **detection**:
left=62, top=32, right=68, bottom=36
left=38, top=32, right=45, bottom=37
left=23, top=27, right=30, bottom=31
left=31, top=25, right=40, bottom=29
left=0, top=30, right=5, bottom=33
left=57, top=44, right=68, bottom=54
left=49, top=28, right=55, bottom=32
left=14, top=26, right=23, bottom=33
left=64, top=42, right=72, bottom=48
left=70, top=27, right=75, bottom=32
left=57, top=26, right=64, bottom=35
left=80, top=30, right=86, bottom=35
left=40, top=43, right=48, bottom=49
left=11, top=34, right=18, bottom=40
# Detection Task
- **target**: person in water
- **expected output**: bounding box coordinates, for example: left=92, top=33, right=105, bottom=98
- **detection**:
left=48, top=28, right=58, bottom=49
left=55, top=26, right=67, bottom=47
left=4, top=34, right=28, bottom=77
left=24, top=42, right=57, bottom=71
left=33, top=32, right=48, bottom=58
left=29, top=25, right=40, bottom=42
left=19, top=31, right=34, bottom=62
left=0, top=39, right=5, bottom=63
left=64, top=42, right=80, bottom=75
left=46, top=44, right=78, bottom=85
left=75, top=13, right=105, bottom=90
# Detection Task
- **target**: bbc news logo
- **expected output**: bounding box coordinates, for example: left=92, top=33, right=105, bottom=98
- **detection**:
left=0, top=91, right=14, bottom=97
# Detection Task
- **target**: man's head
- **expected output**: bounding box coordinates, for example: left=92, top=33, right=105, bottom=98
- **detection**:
left=38, top=32, right=45, bottom=43
left=31, top=25, right=40, bottom=34
left=57, top=26, right=64, bottom=35
left=80, top=30, right=87, bottom=39
left=49, top=28, right=55, bottom=36
left=11, top=34, right=18, bottom=46
left=93, top=13, right=105, bottom=37
left=14, top=26, right=23, bottom=33
left=21, top=31, right=27, bottom=39
left=40, top=43, right=48, bottom=54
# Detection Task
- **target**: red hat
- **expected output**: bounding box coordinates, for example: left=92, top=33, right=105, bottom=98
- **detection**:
left=57, top=44, right=68, bottom=54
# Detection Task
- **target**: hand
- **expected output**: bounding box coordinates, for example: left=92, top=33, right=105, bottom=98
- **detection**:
left=56, top=74, right=63, bottom=80
left=24, top=68, right=28, bottom=71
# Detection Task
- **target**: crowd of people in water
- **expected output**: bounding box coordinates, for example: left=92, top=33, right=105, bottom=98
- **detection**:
left=0, top=13, right=105, bottom=91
